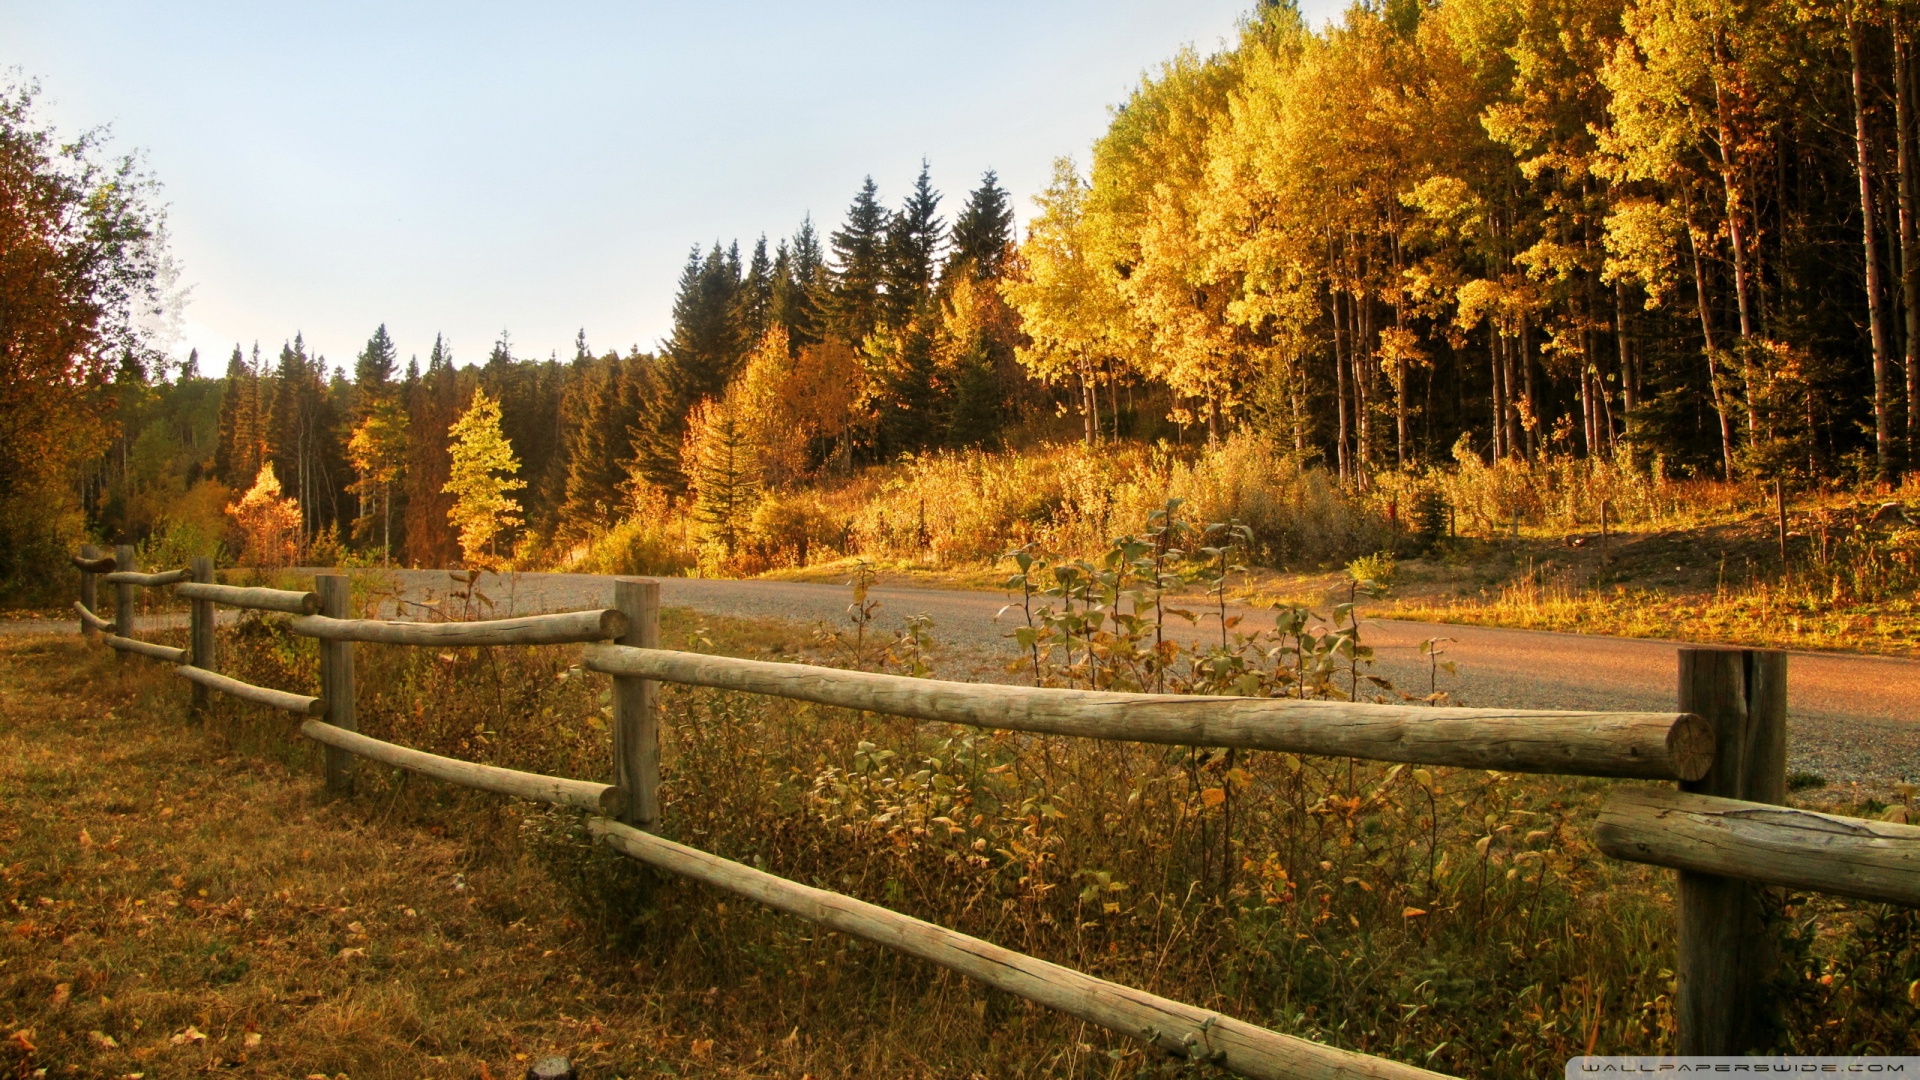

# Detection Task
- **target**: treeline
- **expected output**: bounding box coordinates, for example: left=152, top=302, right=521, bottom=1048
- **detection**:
left=91, top=165, right=1029, bottom=567
left=1003, top=0, right=1920, bottom=484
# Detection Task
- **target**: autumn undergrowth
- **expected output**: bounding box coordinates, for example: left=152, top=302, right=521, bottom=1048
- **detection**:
left=6, top=528, right=1916, bottom=1078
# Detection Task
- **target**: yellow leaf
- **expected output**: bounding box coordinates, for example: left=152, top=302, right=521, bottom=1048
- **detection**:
left=243, top=1032, right=262, bottom=1048
left=1474, top=836, right=1492, bottom=858
left=691, top=1038, right=714, bottom=1058
left=1412, top=769, right=1433, bottom=789
left=1200, top=787, right=1227, bottom=807
left=49, top=983, right=69, bottom=1008
left=1402, top=907, right=1428, bottom=918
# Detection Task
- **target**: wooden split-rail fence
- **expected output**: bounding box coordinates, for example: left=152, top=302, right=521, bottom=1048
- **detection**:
left=66, top=545, right=1920, bottom=1077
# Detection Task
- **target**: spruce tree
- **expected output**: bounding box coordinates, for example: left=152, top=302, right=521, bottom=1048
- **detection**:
left=404, top=335, right=462, bottom=567
left=826, top=178, right=889, bottom=347
left=558, top=349, right=636, bottom=535
left=774, top=218, right=827, bottom=349
left=632, top=245, right=746, bottom=495
left=945, top=170, right=1015, bottom=284
left=883, top=162, right=944, bottom=330
left=354, top=324, right=398, bottom=395
left=213, top=344, right=261, bottom=486
left=736, top=237, right=774, bottom=344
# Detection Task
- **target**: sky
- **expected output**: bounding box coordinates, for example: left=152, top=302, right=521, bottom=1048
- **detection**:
left=1, top=1, right=1332, bottom=374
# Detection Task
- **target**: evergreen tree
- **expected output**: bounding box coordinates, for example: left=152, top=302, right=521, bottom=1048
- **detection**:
left=213, top=344, right=263, bottom=486
left=945, top=169, right=1016, bottom=284
left=632, top=245, right=746, bottom=495
left=883, top=162, right=944, bottom=329
left=774, top=217, right=827, bottom=349
left=683, top=395, right=759, bottom=558
left=180, top=348, right=199, bottom=381
left=736, top=237, right=774, bottom=344
left=354, top=324, right=398, bottom=397
left=558, top=344, right=644, bottom=536
left=826, top=177, right=889, bottom=346
left=404, top=335, right=462, bottom=567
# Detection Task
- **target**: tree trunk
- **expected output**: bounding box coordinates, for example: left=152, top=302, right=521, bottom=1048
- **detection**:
left=1897, top=19, right=1920, bottom=472
left=1689, top=221, right=1739, bottom=479
left=1616, top=279, right=1639, bottom=417
left=1710, top=36, right=1759, bottom=439
left=1852, top=15, right=1898, bottom=481
left=1490, top=329, right=1507, bottom=460
left=1518, top=316, right=1536, bottom=458
left=1333, top=290, right=1351, bottom=482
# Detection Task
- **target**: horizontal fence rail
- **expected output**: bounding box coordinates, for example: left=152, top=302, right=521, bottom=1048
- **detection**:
left=299, top=719, right=626, bottom=816
left=1596, top=787, right=1920, bottom=907
left=73, top=601, right=114, bottom=634
left=174, top=581, right=319, bottom=615
left=61, top=557, right=1920, bottom=1062
left=588, top=817, right=1448, bottom=1080
left=105, top=635, right=187, bottom=664
left=103, top=567, right=192, bottom=587
left=290, top=608, right=628, bottom=647
left=71, top=553, right=117, bottom=574
left=582, top=644, right=1714, bottom=781
left=173, top=664, right=323, bottom=716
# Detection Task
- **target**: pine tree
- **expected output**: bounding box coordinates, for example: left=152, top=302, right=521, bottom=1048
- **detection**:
left=558, top=347, right=641, bottom=536
left=826, top=178, right=889, bottom=346
left=736, top=236, right=774, bottom=344
left=683, top=395, right=759, bottom=558
left=632, top=245, right=746, bottom=495
left=774, top=218, right=827, bottom=349
left=883, top=162, right=944, bottom=330
left=213, top=344, right=263, bottom=486
left=404, top=335, right=462, bottom=568
left=443, top=387, right=526, bottom=568
left=354, top=324, right=398, bottom=398
left=945, top=170, right=1016, bottom=284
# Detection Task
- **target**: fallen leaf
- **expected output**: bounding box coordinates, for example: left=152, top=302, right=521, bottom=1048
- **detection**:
left=169, top=875, right=184, bottom=889
left=50, top=983, right=69, bottom=1007
left=691, top=1038, right=714, bottom=1057
left=1402, top=907, right=1429, bottom=918
left=336, top=947, right=367, bottom=960
left=9, top=1029, right=35, bottom=1052
left=168, top=1026, right=206, bottom=1045
left=79, top=830, right=94, bottom=849
left=1199, top=787, right=1226, bottom=807
left=346, top=921, right=365, bottom=935
left=243, top=1032, right=262, bottom=1048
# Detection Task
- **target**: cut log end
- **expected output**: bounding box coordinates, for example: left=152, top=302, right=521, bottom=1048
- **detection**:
left=597, top=786, right=630, bottom=818
left=1666, top=713, right=1716, bottom=782
left=599, top=608, right=631, bottom=640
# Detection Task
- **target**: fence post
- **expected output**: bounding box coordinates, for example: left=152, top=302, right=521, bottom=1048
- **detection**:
left=189, top=557, right=215, bottom=711
left=79, top=543, right=100, bottom=638
left=611, top=578, right=660, bottom=829
left=1676, top=646, right=1788, bottom=1054
left=113, top=544, right=136, bottom=661
left=315, top=574, right=357, bottom=793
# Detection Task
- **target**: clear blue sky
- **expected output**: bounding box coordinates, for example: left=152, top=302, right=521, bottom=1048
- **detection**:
left=3, top=1, right=1330, bottom=374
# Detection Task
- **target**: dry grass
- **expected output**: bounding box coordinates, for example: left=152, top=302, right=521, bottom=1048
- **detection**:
left=3, top=591, right=1916, bottom=1079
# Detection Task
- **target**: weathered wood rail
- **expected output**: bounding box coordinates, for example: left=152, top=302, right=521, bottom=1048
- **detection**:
left=62, top=558, right=1920, bottom=1068
left=583, top=644, right=1713, bottom=780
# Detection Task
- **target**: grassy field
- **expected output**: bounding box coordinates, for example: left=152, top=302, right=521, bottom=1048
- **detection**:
left=2, top=597, right=1916, bottom=1077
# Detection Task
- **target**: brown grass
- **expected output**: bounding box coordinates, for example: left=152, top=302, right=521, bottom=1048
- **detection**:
left=2, top=595, right=1916, bottom=1079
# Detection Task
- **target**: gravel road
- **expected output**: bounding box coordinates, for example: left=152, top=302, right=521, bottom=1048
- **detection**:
left=14, top=567, right=1916, bottom=800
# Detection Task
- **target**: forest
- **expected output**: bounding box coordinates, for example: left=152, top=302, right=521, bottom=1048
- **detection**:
left=10, top=0, right=1920, bottom=596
